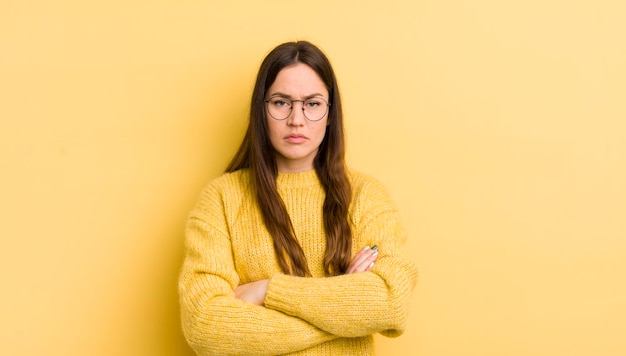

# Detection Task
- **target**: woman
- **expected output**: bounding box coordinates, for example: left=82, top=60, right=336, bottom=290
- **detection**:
left=179, top=41, right=418, bottom=355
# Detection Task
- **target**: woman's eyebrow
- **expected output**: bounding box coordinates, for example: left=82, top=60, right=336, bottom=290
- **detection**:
left=268, top=92, right=326, bottom=99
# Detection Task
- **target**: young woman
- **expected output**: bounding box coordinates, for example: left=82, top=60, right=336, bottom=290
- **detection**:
left=179, top=41, right=418, bottom=355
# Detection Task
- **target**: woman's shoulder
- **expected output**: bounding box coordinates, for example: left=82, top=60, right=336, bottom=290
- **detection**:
left=190, top=169, right=252, bottom=218
left=346, top=168, right=398, bottom=225
left=347, top=168, right=388, bottom=194
left=196, top=169, right=252, bottom=202
left=346, top=168, right=396, bottom=211
left=208, top=169, right=250, bottom=188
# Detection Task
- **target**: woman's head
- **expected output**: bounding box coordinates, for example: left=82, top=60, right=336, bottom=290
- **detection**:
left=227, top=41, right=352, bottom=276
left=240, top=40, right=345, bottom=172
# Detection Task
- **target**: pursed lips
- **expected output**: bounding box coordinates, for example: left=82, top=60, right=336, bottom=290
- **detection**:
left=284, top=133, right=308, bottom=143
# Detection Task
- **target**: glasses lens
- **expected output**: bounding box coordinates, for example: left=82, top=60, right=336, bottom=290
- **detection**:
left=267, top=97, right=291, bottom=120
left=302, top=98, right=328, bottom=122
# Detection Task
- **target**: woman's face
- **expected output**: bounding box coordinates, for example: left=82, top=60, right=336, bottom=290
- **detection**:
left=266, top=63, right=329, bottom=173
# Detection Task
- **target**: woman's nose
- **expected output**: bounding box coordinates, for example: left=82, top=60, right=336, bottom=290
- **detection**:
left=287, top=102, right=306, bottom=125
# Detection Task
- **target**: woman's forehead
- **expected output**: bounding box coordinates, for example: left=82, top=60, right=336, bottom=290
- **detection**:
left=268, top=63, right=328, bottom=97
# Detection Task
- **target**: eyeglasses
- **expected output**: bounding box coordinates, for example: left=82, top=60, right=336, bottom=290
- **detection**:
left=264, top=96, right=331, bottom=122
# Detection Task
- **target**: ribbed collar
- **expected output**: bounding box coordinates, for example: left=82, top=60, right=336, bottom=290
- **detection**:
left=276, top=170, right=320, bottom=188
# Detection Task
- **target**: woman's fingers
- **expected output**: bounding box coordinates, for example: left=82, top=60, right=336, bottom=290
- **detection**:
left=346, top=245, right=379, bottom=274
left=234, top=279, right=270, bottom=305
left=355, top=246, right=378, bottom=272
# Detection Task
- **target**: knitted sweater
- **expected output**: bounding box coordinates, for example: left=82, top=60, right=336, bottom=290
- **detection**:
left=179, top=169, right=418, bottom=355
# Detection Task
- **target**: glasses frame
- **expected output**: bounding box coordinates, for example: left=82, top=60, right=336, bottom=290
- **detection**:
left=264, top=96, right=331, bottom=122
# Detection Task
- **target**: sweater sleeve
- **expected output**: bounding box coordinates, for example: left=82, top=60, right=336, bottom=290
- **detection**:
left=263, top=177, right=418, bottom=338
left=178, top=184, right=337, bottom=355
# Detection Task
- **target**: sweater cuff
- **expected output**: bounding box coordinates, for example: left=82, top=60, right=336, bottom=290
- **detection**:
left=264, top=274, right=300, bottom=316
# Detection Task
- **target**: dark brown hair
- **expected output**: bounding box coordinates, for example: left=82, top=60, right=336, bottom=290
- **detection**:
left=226, top=41, right=352, bottom=277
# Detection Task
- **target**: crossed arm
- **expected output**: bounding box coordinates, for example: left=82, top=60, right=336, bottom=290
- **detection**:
left=180, top=218, right=416, bottom=354
left=234, top=245, right=379, bottom=305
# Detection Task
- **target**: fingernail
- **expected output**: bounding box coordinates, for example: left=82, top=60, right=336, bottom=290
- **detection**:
left=371, top=245, right=378, bottom=250
left=369, top=262, right=375, bottom=268
left=372, top=251, right=378, bottom=257
left=363, top=246, right=371, bottom=251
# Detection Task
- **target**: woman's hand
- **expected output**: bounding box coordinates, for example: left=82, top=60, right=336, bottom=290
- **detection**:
left=346, top=245, right=379, bottom=274
left=234, top=279, right=270, bottom=306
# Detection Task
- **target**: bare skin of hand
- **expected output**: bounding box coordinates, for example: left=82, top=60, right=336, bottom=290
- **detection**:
left=346, top=245, right=379, bottom=274
left=234, top=279, right=269, bottom=306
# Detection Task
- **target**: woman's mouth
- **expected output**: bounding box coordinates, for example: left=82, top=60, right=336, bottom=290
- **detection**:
left=284, top=134, right=307, bottom=144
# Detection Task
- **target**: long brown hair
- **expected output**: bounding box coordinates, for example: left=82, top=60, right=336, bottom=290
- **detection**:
left=226, top=41, right=352, bottom=277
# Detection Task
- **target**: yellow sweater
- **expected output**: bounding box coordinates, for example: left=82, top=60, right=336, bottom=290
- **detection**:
left=179, top=169, right=418, bottom=355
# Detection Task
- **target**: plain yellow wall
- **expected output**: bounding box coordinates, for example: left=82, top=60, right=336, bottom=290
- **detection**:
left=1, top=1, right=625, bottom=355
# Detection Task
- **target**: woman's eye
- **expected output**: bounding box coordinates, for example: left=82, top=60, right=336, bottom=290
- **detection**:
left=272, top=99, right=290, bottom=107
left=306, top=100, right=321, bottom=107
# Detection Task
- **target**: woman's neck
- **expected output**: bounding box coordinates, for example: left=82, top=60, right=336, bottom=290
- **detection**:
left=275, top=159, right=314, bottom=173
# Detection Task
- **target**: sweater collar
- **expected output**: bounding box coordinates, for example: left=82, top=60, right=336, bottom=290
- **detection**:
left=276, top=169, right=320, bottom=188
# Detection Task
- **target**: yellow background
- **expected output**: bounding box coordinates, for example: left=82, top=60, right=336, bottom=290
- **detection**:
left=1, top=1, right=625, bottom=355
